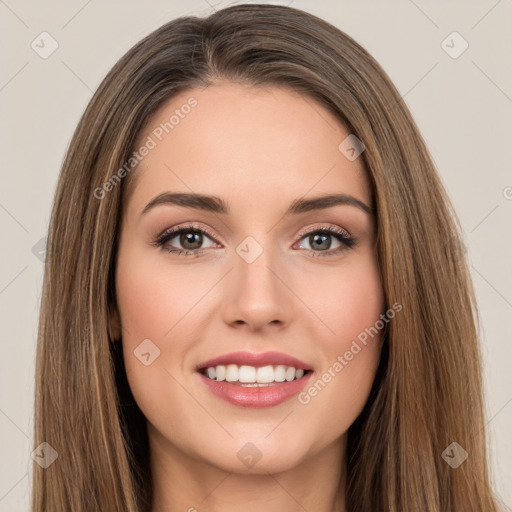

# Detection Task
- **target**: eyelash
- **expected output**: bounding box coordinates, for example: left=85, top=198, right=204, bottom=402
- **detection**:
left=152, top=223, right=357, bottom=258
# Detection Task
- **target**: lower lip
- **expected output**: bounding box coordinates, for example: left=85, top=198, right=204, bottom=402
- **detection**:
left=198, top=372, right=313, bottom=408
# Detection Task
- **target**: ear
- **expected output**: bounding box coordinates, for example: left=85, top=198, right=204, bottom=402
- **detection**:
left=108, top=304, right=122, bottom=341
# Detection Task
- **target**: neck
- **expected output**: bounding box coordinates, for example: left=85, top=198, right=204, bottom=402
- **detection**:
left=149, top=425, right=347, bottom=512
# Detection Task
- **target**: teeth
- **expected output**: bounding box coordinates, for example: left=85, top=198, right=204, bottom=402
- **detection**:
left=256, top=365, right=274, bottom=383
left=225, top=364, right=238, bottom=382
left=274, top=365, right=286, bottom=382
left=202, top=364, right=308, bottom=384
left=285, top=366, right=296, bottom=381
left=216, top=365, right=226, bottom=381
left=238, top=365, right=256, bottom=383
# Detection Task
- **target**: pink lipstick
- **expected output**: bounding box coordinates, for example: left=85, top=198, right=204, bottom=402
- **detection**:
left=196, top=351, right=313, bottom=408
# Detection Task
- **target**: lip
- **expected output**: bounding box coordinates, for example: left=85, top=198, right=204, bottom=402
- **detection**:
left=198, top=371, right=313, bottom=408
left=195, top=350, right=312, bottom=371
left=195, top=350, right=314, bottom=408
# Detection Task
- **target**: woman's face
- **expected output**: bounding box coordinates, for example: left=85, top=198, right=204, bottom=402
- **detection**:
left=114, top=82, right=384, bottom=475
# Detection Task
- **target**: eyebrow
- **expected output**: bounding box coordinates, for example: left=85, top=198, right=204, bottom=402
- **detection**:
left=141, top=191, right=373, bottom=217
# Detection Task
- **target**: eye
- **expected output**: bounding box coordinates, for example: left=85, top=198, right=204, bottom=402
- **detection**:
left=152, top=224, right=356, bottom=258
left=153, top=224, right=219, bottom=256
left=295, top=226, right=356, bottom=257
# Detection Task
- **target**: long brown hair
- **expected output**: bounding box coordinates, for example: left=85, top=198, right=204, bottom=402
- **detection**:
left=33, top=3, right=501, bottom=511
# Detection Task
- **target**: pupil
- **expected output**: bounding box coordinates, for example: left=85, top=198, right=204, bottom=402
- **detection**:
left=181, top=231, right=202, bottom=250
left=311, top=233, right=330, bottom=250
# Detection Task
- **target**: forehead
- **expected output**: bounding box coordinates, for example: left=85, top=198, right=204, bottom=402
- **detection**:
left=125, top=82, right=370, bottom=217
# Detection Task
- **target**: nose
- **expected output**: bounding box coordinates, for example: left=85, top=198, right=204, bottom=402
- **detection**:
left=220, top=242, right=294, bottom=332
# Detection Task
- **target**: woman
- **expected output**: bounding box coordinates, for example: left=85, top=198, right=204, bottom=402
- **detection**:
left=32, top=3, right=502, bottom=511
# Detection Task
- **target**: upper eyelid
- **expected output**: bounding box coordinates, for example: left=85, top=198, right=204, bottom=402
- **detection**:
left=156, top=224, right=219, bottom=245
left=296, top=225, right=351, bottom=239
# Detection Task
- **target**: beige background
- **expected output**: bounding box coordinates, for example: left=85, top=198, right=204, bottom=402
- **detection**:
left=0, top=0, right=511, bottom=510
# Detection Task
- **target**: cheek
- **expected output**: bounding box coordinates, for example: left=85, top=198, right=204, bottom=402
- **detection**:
left=316, top=253, right=384, bottom=345
left=115, top=247, right=220, bottom=416
left=115, top=249, right=210, bottom=345
left=297, top=254, right=384, bottom=427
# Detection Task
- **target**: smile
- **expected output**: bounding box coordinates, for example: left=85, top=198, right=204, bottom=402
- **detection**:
left=200, top=364, right=307, bottom=385
left=196, top=351, right=314, bottom=408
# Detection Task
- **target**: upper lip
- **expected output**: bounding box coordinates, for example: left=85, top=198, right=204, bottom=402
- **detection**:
left=196, top=351, right=312, bottom=371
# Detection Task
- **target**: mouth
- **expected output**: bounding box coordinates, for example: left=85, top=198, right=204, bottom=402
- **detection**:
left=198, top=364, right=312, bottom=386
left=195, top=351, right=314, bottom=408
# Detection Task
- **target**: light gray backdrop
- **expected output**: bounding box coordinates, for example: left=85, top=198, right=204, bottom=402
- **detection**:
left=0, top=1, right=511, bottom=510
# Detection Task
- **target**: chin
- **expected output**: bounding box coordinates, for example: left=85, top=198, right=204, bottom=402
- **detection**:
left=193, top=432, right=313, bottom=475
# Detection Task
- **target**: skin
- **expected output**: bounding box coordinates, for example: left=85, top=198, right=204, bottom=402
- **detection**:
left=112, top=82, right=384, bottom=512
